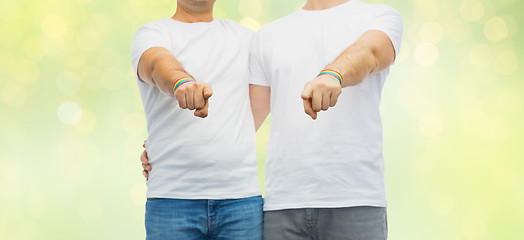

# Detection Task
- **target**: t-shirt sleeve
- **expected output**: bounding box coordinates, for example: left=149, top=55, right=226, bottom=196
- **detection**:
left=364, top=5, right=404, bottom=60
left=131, top=22, right=170, bottom=82
left=249, top=32, right=270, bottom=86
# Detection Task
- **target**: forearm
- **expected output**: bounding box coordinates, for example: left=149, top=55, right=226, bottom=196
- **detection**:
left=325, top=30, right=395, bottom=88
left=325, top=43, right=377, bottom=88
left=301, top=31, right=395, bottom=119
left=138, top=47, right=193, bottom=97
left=150, top=56, right=192, bottom=96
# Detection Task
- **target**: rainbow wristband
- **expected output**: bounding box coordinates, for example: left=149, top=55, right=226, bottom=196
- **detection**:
left=173, top=77, right=194, bottom=93
left=318, top=69, right=343, bottom=85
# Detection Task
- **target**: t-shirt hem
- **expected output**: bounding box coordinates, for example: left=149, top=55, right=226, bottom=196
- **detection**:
left=146, top=191, right=262, bottom=200
left=263, top=199, right=387, bottom=211
left=249, top=79, right=269, bottom=87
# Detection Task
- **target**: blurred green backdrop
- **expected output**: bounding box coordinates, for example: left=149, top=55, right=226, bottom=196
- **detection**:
left=1, top=0, right=523, bottom=239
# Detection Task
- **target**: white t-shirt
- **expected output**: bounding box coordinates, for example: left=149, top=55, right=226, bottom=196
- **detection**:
left=131, top=18, right=261, bottom=199
left=250, top=0, right=403, bottom=210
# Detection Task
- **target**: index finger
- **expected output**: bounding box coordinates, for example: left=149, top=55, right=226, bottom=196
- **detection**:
left=194, top=98, right=209, bottom=118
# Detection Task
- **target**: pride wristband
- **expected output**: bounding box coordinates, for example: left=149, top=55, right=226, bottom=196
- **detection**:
left=318, top=69, right=343, bottom=85
left=173, top=77, right=194, bottom=93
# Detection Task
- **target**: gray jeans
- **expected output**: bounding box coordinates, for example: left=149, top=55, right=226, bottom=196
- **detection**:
left=263, top=206, right=387, bottom=240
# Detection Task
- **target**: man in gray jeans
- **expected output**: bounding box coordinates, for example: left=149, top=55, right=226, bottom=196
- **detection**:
left=249, top=0, right=403, bottom=239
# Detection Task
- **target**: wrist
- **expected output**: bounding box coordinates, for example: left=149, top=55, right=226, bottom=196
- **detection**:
left=318, top=69, right=343, bottom=86
left=173, top=77, right=195, bottom=93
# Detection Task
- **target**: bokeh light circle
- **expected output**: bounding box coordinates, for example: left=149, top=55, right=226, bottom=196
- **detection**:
left=238, top=0, right=261, bottom=18
left=460, top=1, right=484, bottom=22
left=57, top=71, right=82, bottom=95
left=484, top=17, right=508, bottom=42
left=419, top=22, right=444, bottom=44
left=57, top=101, right=83, bottom=125
left=239, top=17, right=262, bottom=31
left=414, top=42, right=438, bottom=66
left=494, top=51, right=518, bottom=75
left=3, top=83, right=27, bottom=107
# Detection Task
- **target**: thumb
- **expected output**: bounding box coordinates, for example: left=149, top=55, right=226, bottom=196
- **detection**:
left=202, top=84, right=213, bottom=99
left=301, top=84, right=313, bottom=100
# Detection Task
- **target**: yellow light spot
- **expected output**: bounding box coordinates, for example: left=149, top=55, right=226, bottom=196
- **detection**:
left=21, top=38, right=44, bottom=61
left=0, top=1, right=21, bottom=22
left=414, top=42, right=438, bottom=66
left=443, top=17, right=472, bottom=43
left=42, top=14, right=68, bottom=39
left=484, top=17, right=508, bottom=42
left=419, top=113, right=443, bottom=137
left=494, top=51, right=518, bottom=75
left=419, top=22, right=444, bottom=44
left=414, top=2, right=439, bottom=22
left=78, top=197, right=103, bottom=221
left=238, top=0, right=262, bottom=18
left=239, top=18, right=262, bottom=32
left=57, top=101, right=83, bottom=125
left=460, top=1, right=484, bottom=21
left=468, top=44, right=493, bottom=68
left=75, top=109, right=97, bottom=133
left=3, top=83, right=27, bottom=107
left=130, top=182, right=147, bottom=206
left=57, top=71, right=82, bottom=95
left=76, top=27, right=101, bottom=52
left=40, top=36, right=65, bottom=57
left=14, top=59, right=39, bottom=85
left=123, top=112, right=146, bottom=136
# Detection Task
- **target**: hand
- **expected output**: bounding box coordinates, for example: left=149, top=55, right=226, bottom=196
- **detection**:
left=301, top=74, right=342, bottom=120
left=174, top=81, right=213, bottom=118
left=141, top=140, right=151, bottom=180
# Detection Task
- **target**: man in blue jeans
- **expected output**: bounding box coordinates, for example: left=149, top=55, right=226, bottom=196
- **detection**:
left=131, top=0, right=262, bottom=239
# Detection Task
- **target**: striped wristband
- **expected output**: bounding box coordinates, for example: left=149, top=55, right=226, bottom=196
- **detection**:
left=173, top=77, right=195, bottom=93
left=318, top=69, right=343, bottom=85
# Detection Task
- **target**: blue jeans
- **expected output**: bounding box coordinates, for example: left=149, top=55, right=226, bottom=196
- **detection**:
left=145, top=196, right=263, bottom=240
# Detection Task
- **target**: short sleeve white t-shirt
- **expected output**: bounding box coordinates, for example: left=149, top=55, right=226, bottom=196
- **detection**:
left=250, top=0, right=403, bottom=210
left=131, top=18, right=261, bottom=199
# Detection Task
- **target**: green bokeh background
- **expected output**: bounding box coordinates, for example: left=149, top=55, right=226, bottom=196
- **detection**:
left=1, top=0, right=523, bottom=239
